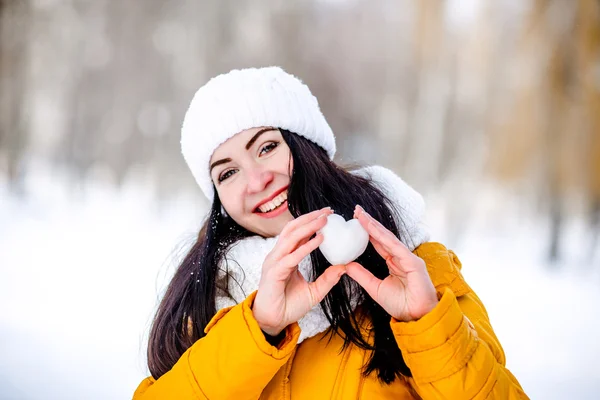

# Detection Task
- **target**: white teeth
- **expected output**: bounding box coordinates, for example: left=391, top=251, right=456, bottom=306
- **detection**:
left=258, top=192, right=288, bottom=213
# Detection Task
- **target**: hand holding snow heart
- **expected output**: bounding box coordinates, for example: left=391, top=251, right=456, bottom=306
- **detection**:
left=345, top=205, right=439, bottom=322
left=253, top=205, right=439, bottom=337
left=253, top=207, right=346, bottom=336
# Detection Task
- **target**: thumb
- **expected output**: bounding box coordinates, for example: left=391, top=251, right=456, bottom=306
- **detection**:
left=307, top=265, right=346, bottom=307
left=345, top=262, right=382, bottom=303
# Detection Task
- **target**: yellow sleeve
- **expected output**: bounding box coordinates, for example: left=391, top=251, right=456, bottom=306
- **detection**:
left=133, top=291, right=300, bottom=400
left=390, top=243, right=529, bottom=399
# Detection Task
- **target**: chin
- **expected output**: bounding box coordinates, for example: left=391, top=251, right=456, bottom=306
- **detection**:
left=264, top=216, right=292, bottom=238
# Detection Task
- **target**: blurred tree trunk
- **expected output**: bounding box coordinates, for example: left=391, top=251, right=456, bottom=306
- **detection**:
left=0, top=0, right=29, bottom=194
left=404, top=0, right=445, bottom=183
left=576, top=0, right=600, bottom=262
left=591, top=200, right=600, bottom=262
left=545, top=21, right=574, bottom=265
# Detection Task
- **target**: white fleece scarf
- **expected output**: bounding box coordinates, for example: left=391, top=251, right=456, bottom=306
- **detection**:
left=215, top=165, right=430, bottom=343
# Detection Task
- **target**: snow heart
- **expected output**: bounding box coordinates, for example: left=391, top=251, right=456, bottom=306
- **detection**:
left=318, top=214, right=369, bottom=265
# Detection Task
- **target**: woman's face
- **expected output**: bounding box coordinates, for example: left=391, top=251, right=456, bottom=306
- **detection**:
left=209, top=127, right=294, bottom=237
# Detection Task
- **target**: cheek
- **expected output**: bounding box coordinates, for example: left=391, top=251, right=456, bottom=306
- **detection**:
left=276, top=147, right=293, bottom=176
left=216, top=186, right=243, bottom=216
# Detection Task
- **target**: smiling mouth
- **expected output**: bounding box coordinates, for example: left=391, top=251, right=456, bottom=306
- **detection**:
left=255, top=191, right=288, bottom=213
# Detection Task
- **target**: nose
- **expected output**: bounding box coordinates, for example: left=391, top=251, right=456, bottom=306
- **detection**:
left=246, top=165, right=274, bottom=195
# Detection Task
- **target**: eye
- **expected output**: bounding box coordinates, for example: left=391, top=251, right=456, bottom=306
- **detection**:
left=259, top=141, right=279, bottom=156
left=218, top=169, right=237, bottom=183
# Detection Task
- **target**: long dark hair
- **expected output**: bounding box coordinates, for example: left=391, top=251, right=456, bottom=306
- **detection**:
left=147, top=129, right=414, bottom=383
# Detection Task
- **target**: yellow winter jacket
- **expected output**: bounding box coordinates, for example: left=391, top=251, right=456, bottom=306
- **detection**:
left=133, top=242, right=528, bottom=399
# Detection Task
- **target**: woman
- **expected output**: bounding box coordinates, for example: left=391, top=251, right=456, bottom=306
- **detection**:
left=133, top=67, right=528, bottom=399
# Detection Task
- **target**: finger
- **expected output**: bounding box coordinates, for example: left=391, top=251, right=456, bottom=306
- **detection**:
left=272, top=207, right=332, bottom=259
left=280, top=211, right=331, bottom=255
left=352, top=207, right=390, bottom=259
left=368, top=233, right=414, bottom=277
left=354, top=205, right=390, bottom=234
left=307, top=265, right=346, bottom=307
left=278, top=233, right=324, bottom=272
left=371, top=224, right=412, bottom=260
left=370, top=237, right=391, bottom=260
left=357, top=221, right=401, bottom=274
left=280, top=206, right=332, bottom=238
left=354, top=211, right=395, bottom=255
left=273, top=212, right=331, bottom=259
left=345, top=262, right=383, bottom=303
left=353, top=205, right=383, bottom=234
left=354, top=205, right=412, bottom=260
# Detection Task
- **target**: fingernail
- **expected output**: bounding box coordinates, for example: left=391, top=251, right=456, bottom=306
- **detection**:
left=317, top=213, right=328, bottom=219
left=356, top=205, right=364, bottom=214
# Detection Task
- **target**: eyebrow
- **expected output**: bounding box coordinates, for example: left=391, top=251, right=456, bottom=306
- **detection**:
left=245, top=127, right=276, bottom=150
left=209, top=158, right=232, bottom=174
left=209, top=127, right=277, bottom=173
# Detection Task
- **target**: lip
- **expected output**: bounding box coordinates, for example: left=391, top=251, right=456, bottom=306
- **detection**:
left=252, top=186, right=289, bottom=213
left=255, top=200, right=289, bottom=219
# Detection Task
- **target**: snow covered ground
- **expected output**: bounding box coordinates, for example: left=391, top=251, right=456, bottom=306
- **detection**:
left=1, top=171, right=599, bottom=399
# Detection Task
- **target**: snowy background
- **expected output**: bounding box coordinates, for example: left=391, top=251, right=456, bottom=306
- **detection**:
left=2, top=0, right=599, bottom=399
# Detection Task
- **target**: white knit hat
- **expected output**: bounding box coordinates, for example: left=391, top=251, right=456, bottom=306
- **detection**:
left=180, top=66, right=336, bottom=202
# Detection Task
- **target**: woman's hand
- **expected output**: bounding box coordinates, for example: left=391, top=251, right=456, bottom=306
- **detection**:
left=252, top=207, right=347, bottom=336
left=345, top=205, right=438, bottom=322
